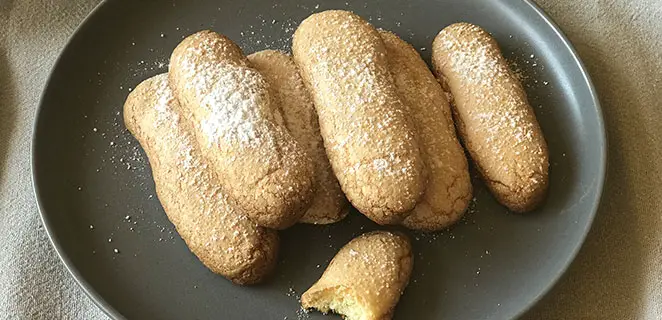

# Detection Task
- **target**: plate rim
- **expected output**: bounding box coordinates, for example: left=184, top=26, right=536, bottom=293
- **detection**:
left=31, top=1, right=126, bottom=319
left=509, top=1, right=607, bottom=317
left=30, top=0, right=607, bottom=319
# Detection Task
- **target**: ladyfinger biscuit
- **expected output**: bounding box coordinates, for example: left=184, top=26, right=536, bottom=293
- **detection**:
left=292, top=10, right=427, bottom=225
left=248, top=50, right=349, bottom=224
left=123, top=74, right=278, bottom=284
left=301, top=231, right=413, bottom=320
left=379, top=30, right=472, bottom=231
left=169, top=31, right=315, bottom=229
left=431, top=23, right=549, bottom=212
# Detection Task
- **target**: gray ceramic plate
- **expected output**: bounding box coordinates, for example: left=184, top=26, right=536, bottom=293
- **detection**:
left=32, top=0, right=605, bottom=319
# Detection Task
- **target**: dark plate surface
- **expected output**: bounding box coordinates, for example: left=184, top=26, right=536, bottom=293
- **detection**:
left=32, top=0, right=605, bottom=319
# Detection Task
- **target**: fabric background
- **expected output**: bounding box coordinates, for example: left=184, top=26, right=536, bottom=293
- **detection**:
left=0, top=0, right=660, bottom=319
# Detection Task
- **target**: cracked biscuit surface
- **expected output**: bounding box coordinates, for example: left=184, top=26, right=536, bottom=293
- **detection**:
left=123, top=74, right=279, bottom=284
left=169, top=31, right=315, bottom=229
left=380, top=30, right=472, bottom=231
left=432, top=23, right=549, bottom=212
left=292, top=10, right=427, bottom=225
left=248, top=50, right=349, bottom=225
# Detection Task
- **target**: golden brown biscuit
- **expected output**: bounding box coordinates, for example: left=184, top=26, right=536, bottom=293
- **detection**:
left=379, top=30, right=472, bottom=231
left=301, top=231, right=413, bottom=320
left=431, top=23, right=549, bottom=212
left=123, top=74, right=279, bottom=284
left=247, top=50, right=349, bottom=225
left=169, top=31, right=315, bottom=229
left=292, top=10, right=427, bottom=225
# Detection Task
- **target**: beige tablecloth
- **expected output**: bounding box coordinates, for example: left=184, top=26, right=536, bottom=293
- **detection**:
left=1, top=0, right=660, bottom=319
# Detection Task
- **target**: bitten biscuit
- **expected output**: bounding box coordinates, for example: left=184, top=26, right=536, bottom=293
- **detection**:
left=301, top=231, right=413, bottom=320
left=169, top=31, right=315, bottom=229
left=123, top=74, right=279, bottom=284
left=379, top=30, right=472, bottom=231
left=248, top=50, right=349, bottom=225
left=431, top=23, right=549, bottom=212
left=292, top=10, right=427, bottom=225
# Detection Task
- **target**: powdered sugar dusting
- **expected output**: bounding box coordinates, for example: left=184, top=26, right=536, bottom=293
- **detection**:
left=372, top=158, right=388, bottom=171
left=151, top=75, right=198, bottom=170
left=440, top=25, right=505, bottom=87
left=178, top=34, right=276, bottom=148
left=182, top=56, right=270, bottom=146
left=153, top=78, right=179, bottom=127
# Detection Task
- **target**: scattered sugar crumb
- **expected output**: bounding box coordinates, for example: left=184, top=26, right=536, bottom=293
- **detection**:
left=296, top=308, right=310, bottom=320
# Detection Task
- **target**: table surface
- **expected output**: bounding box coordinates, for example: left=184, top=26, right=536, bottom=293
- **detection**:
left=1, top=0, right=660, bottom=319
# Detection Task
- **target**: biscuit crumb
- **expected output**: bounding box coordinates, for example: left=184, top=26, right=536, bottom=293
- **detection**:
left=302, top=231, right=412, bottom=320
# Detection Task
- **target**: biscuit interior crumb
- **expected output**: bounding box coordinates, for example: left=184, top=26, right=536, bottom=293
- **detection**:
left=307, top=288, right=365, bottom=320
